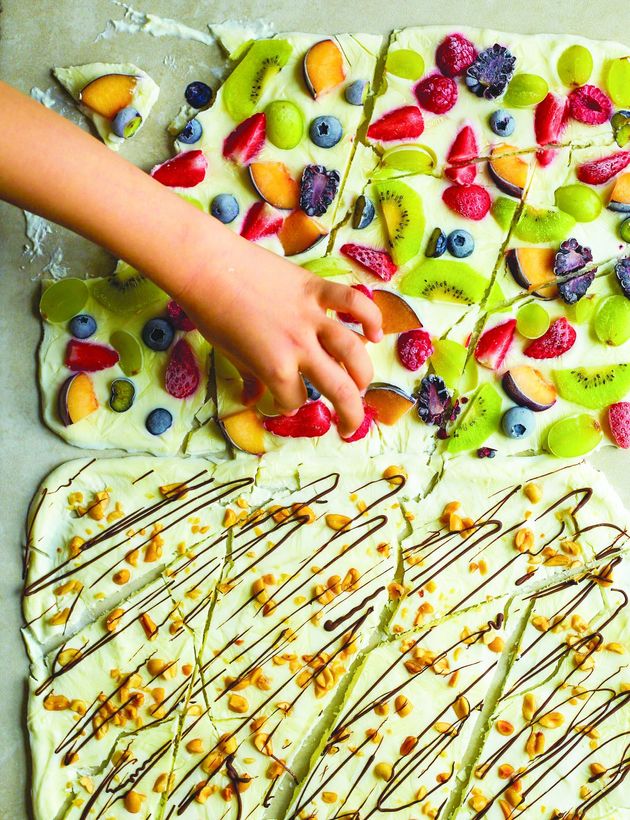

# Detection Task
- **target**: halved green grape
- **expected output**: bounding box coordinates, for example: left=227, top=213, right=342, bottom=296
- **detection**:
left=557, top=44, right=593, bottom=87
left=460, top=355, right=479, bottom=394
left=376, top=144, right=437, bottom=176
left=386, top=49, right=425, bottom=80
left=491, top=196, right=519, bottom=230
left=179, top=193, right=206, bottom=211
left=620, top=217, right=630, bottom=243
left=554, top=184, right=602, bottom=222
left=615, top=122, right=630, bottom=148
left=607, top=57, right=630, bottom=107
left=516, top=302, right=550, bottom=339
left=264, top=100, right=304, bottom=150
left=566, top=294, right=598, bottom=324
left=302, top=257, right=353, bottom=278
left=39, top=278, right=88, bottom=323
left=593, top=295, right=630, bottom=346
left=504, top=73, right=549, bottom=108
left=110, top=330, right=143, bottom=376
left=547, top=413, right=602, bottom=457
left=430, top=339, right=467, bottom=387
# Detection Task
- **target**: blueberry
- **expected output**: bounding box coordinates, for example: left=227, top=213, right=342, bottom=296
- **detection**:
left=501, top=406, right=536, bottom=439
left=178, top=118, right=202, bottom=144
left=142, top=318, right=174, bottom=351
left=489, top=109, right=515, bottom=137
left=146, top=408, right=173, bottom=436
left=352, top=195, right=375, bottom=229
left=185, top=81, right=212, bottom=109
left=302, top=376, right=321, bottom=401
left=447, top=229, right=475, bottom=258
left=309, top=116, right=343, bottom=148
left=111, top=106, right=142, bottom=139
left=426, top=227, right=447, bottom=258
left=345, top=79, right=369, bottom=106
left=69, top=314, right=97, bottom=339
left=211, top=193, right=240, bottom=224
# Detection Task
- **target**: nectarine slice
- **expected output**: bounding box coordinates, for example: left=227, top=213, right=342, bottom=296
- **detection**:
left=608, top=172, right=630, bottom=213
left=58, top=372, right=99, bottom=425
left=304, top=39, right=345, bottom=98
left=221, top=408, right=266, bottom=454
left=506, top=247, right=558, bottom=298
left=488, top=144, right=529, bottom=198
left=249, top=162, right=299, bottom=210
left=79, top=74, right=137, bottom=119
left=364, top=384, right=415, bottom=425
left=372, top=290, right=422, bottom=334
left=278, top=211, right=327, bottom=256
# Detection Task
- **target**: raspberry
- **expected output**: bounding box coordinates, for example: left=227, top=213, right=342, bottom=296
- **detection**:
left=165, top=339, right=201, bottom=399
left=608, top=401, right=630, bottom=448
left=263, top=400, right=332, bottom=438
left=523, top=318, right=577, bottom=359
left=577, top=150, right=630, bottom=185
left=166, top=300, right=195, bottom=332
left=442, top=184, right=491, bottom=220
left=435, top=33, right=477, bottom=77
left=396, top=329, right=434, bottom=371
left=414, top=74, right=458, bottom=114
left=337, top=284, right=373, bottom=324
left=568, top=85, right=612, bottom=126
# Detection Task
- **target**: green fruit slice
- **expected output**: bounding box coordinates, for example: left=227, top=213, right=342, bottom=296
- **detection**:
left=607, top=57, right=630, bottom=107
left=557, top=45, right=593, bottom=87
left=377, top=144, right=437, bottom=177
left=547, top=413, right=602, bottom=457
left=302, top=257, right=353, bottom=278
left=554, top=364, right=630, bottom=409
left=110, top=330, right=143, bottom=376
left=264, top=100, right=304, bottom=149
left=401, top=259, right=490, bottom=305
left=430, top=339, right=467, bottom=387
left=504, top=73, right=549, bottom=107
left=40, top=278, right=88, bottom=323
left=554, top=184, right=602, bottom=222
left=386, top=48, right=425, bottom=80
left=513, top=205, right=575, bottom=243
left=373, top=179, right=424, bottom=266
left=593, top=295, right=630, bottom=346
left=92, top=262, right=167, bottom=315
left=566, top=294, right=598, bottom=324
left=491, top=196, right=519, bottom=230
left=447, top=383, right=502, bottom=453
left=517, top=302, right=550, bottom=339
left=223, top=39, right=293, bottom=122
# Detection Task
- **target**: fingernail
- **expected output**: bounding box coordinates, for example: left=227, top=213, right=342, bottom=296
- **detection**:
left=373, top=329, right=384, bottom=342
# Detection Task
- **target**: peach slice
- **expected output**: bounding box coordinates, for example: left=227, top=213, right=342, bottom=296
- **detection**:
left=58, top=372, right=99, bottom=425
left=506, top=247, right=558, bottom=298
left=79, top=74, right=137, bottom=119
left=221, top=408, right=266, bottom=455
left=303, top=39, right=346, bottom=98
left=278, top=211, right=327, bottom=256
left=372, top=290, right=422, bottom=334
left=249, top=162, right=299, bottom=210
left=608, top=172, right=630, bottom=213
left=502, top=366, right=557, bottom=412
left=488, top=145, right=529, bottom=198
left=364, top=383, right=415, bottom=425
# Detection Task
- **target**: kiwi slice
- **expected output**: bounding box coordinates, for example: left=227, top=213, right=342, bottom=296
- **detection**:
left=554, top=364, right=630, bottom=409
left=447, top=383, right=502, bottom=453
left=92, top=261, right=166, bottom=315
left=373, top=180, right=424, bottom=266
left=401, top=259, right=490, bottom=305
left=513, top=204, right=575, bottom=243
left=223, top=39, right=293, bottom=122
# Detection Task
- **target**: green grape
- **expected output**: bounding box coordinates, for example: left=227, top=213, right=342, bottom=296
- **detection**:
left=491, top=196, right=518, bottom=230
left=179, top=193, right=206, bottom=211
left=593, top=295, right=630, bottom=346
left=607, top=57, right=630, bottom=107
left=615, top=122, right=630, bottom=148
left=110, top=330, right=143, bottom=376
left=554, top=184, right=602, bottom=222
left=557, top=45, right=593, bottom=87
left=39, top=278, right=88, bottom=323
left=264, top=100, right=304, bottom=150
left=386, top=49, right=425, bottom=80
left=460, top=355, right=479, bottom=394
left=566, top=294, right=598, bottom=324
left=504, top=73, right=549, bottom=108
left=302, top=257, right=352, bottom=278
left=517, top=302, right=550, bottom=339
left=430, top=339, right=467, bottom=387
left=378, top=144, right=437, bottom=176
left=547, top=414, right=602, bottom=457
left=620, top=217, right=630, bottom=243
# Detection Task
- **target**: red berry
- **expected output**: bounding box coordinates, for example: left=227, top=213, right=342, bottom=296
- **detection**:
left=474, top=320, right=516, bottom=371
left=568, top=85, right=612, bottom=126
left=167, top=300, right=195, bottom=332
left=151, top=150, right=207, bottom=188
left=222, top=112, right=266, bottom=164
left=366, top=106, right=424, bottom=142
left=65, top=339, right=119, bottom=372
left=396, top=329, right=434, bottom=371
left=240, top=202, right=283, bottom=241
left=335, top=401, right=377, bottom=442
left=445, top=125, right=478, bottom=183
left=165, top=339, right=201, bottom=399
left=435, top=33, right=477, bottom=77
left=263, top=400, right=332, bottom=438
left=414, top=74, right=458, bottom=114
left=523, top=317, right=576, bottom=359
left=337, top=284, right=373, bottom=324
left=445, top=164, right=477, bottom=184
left=442, top=184, right=491, bottom=220
left=608, top=401, right=630, bottom=449
left=340, top=243, right=397, bottom=281
left=534, top=93, right=568, bottom=147
left=577, top=150, right=630, bottom=185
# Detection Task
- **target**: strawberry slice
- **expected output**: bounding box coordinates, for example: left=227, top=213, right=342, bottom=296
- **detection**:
left=577, top=150, right=630, bottom=185
left=534, top=93, right=568, bottom=149
left=474, top=319, right=516, bottom=371
left=223, top=113, right=266, bottom=165
left=167, top=300, right=195, bottom=332
left=336, top=283, right=373, bottom=324
left=366, top=106, right=424, bottom=142
left=608, top=401, right=630, bottom=448
left=263, top=400, right=332, bottom=438
left=442, top=184, right=491, bottom=220
left=240, top=202, right=283, bottom=241
left=165, top=339, right=201, bottom=399
left=340, top=243, right=397, bottom=281
left=524, top=317, right=576, bottom=359
left=151, top=150, right=207, bottom=187
left=65, top=339, right=119, bottom=372
left=335, top=401, right=377, bottom=442
left=445, top=125, right=478, bottom=184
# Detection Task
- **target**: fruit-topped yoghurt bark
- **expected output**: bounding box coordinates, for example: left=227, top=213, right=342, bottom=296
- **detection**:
left=289, top=598, right=513, bottom=820
left=369, top=27, right=630, bottom=164
left=390, top=455, right=630, bottom=634
left=456, top=559, right=630, bottom=819
left=151, top=31, right=383, bottom=263
left=54, top=63, right=159, bottom=150
left=39, top=270, right=217, bottom=454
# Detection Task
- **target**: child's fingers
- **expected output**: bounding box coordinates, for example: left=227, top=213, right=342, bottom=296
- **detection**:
left=318, top=320, right=373, bottom=392
left=222, top=351, right=266, bottom=406
left=263, top=362, right=308, bottom=416
left=302, top=352, right=365, bottom=437
left=320, top=281, right=383, bottom=343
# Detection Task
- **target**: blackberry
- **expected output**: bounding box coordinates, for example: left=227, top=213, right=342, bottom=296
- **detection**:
left=416, top=375, right=452, bottom=426
left=615, top=256, right=630, bottom=298
left=553, top=238, right=593, bottom=277
left=300, top=165, right=340, bottom=217
left=465, top=44, right=516, bottom=99
left=558, top=270, right=596, bottom=304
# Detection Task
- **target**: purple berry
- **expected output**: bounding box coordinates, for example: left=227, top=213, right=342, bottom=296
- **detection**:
left=553, top=238, right=593, bottom=277
left=465, top=45, right=515, bottom=99
left=416, top=375, right=452, bottom=426
left=615, top=256, right=630, bottom=299
left=558, top=270, right=596, bottom=304
left=477, top=446, right=497, bottom=458
left=300, top=165, right=340, bottom=217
